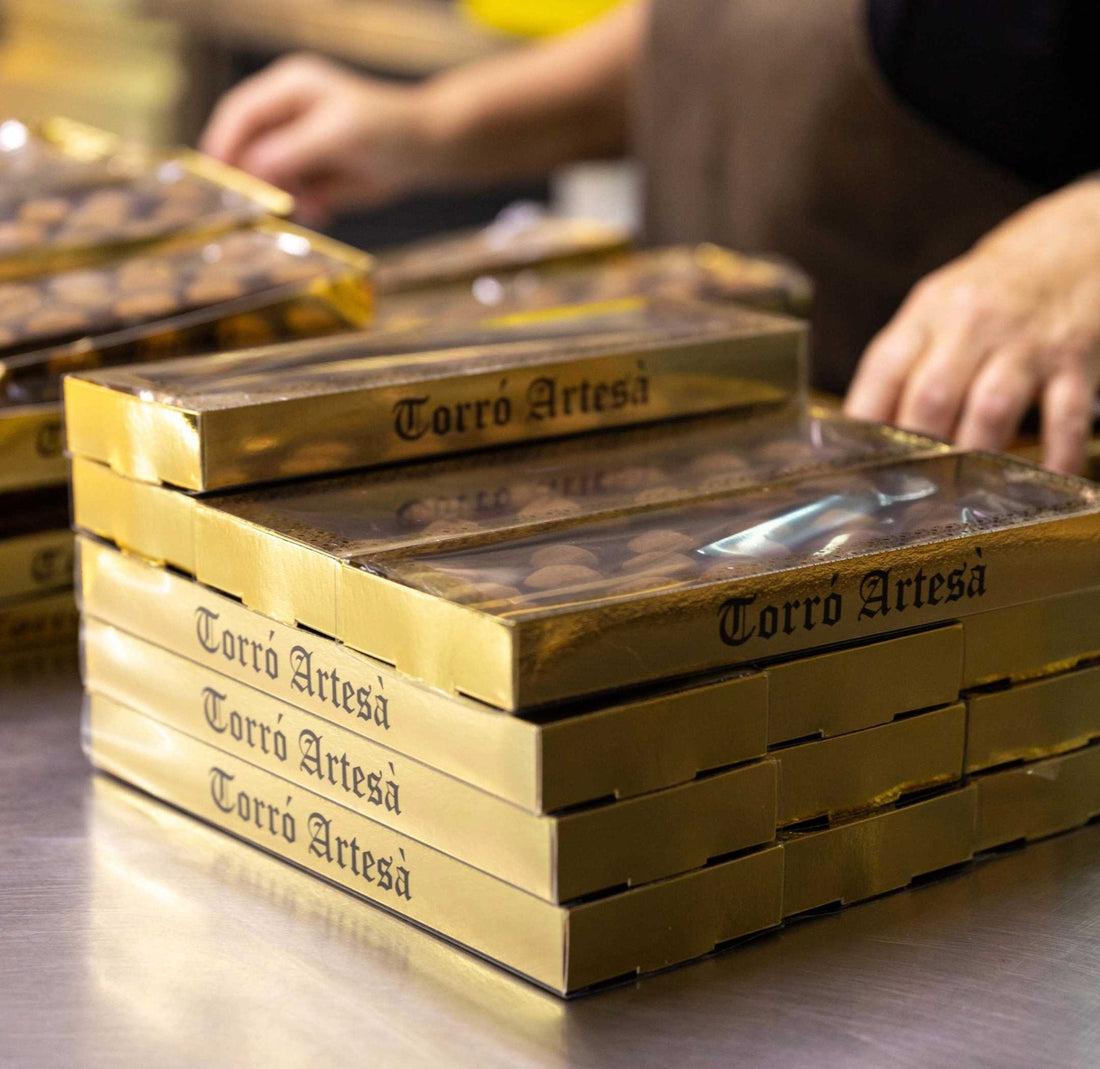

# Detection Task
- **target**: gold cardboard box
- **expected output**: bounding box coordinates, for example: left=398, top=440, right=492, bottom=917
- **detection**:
left=780, top=786, right=977, bottom=918
left=0, top=116, right=140, bottom=196
left=773, top=703, right=965, bottom=827
left=70, top=406, right=946, bottom=635
left=0, top=116, right=293, bottom=279
left=340, top=453, right=1100, bottom=708
left=373, top=215, right=629, bottom=294
left=0, top=402, right=65, bottom=491
left=0, top=587, right=77, bottom=649
left=372, top=243, right=813, bottom=331
left=0, top=486, right=71, bottom=599
left=71, top=455, right=196, bottom=573
left=1, top=220, right=373, bottom=407
left=86, top=691, right=785, bottom=996
left=74, top=450, right=1100, bottom=711
left=89, top=775, right=572, bottom=1039
left=64, top=297, right=807, bottom=491
left=0, top=527, right=72, bottom=600
left=77, top=536, right=769, bottom=813
left=962, top=586, right=1100, bottom=687
left=973, top=744, right=1100, bottom=852
left=0, top=637, right=77, bottom=686
left=83, top=616, right=778, bottom=902
left=966, top=661, right=1100, bottom=773
left=767, top=625, right=963, bottom=744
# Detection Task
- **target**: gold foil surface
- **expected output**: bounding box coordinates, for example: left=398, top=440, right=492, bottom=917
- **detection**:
left=0, top=117, right=292, bottom=279
left=0, top=402, right=65, bottom=491
left=63, top=297, right=807, bottom=490
left=966, top=661, right=1100, bottom=773
left=0, top=588, right=77, bottom=649
left=77, top=536, right=769, bottom=813
left=83, top=616, right=778, bottom=902
left=780, top=786, right=977, bottom=917
left=1, top=221, right=372, bottom=405
left=773, top=703, right=965, bottom=826
left=766, top=625, right=964, bottom=744
left=0, top=485, right=70, bottom=595
left=963, top=586, right=1100, bottom=687
left=973, top=744, right=1100, bottom=851
left=85, top=691, right=785, bottom=996
left=349, top=452, right=1100, bottom=707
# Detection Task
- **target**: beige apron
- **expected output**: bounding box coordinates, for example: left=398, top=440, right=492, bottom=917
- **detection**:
left=638, top=0, right=1041, bottom=394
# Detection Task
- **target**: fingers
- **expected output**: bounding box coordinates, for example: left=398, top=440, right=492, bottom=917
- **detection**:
left=237, top=108, right=346, bottom=191
left=844, top=319, right=927, bottom=423
left=199, top=54, right=333, bottom=165
left=290, top=189, right=334, bottom=229
left=1041, top=370, right=1097, bottom=475
left=846, top=300, right=991, bottom=441
left=893, top=333, right=989, bottom=439
left=954, top=350, right=1038, bottom=452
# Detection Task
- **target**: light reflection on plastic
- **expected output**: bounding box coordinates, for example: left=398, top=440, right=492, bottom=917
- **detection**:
left=275, top=232, right=311, bottom=258
left=471, top=276, right=505, bottom=306
left=0, top=120, right=29, bottom=152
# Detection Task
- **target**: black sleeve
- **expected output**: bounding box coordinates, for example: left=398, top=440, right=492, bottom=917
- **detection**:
left=867, top=0, right=1100, bottom=189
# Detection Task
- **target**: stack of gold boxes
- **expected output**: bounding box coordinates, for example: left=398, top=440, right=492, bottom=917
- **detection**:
left=0, top=117, right=373, bottom=649
left=65, top=287, right=1100, bottom=995
left=0, top=486, right=73, bottom=648
left=370, top=209, right=812, bottom=331
left=966, top=594, right=1100, bottom=855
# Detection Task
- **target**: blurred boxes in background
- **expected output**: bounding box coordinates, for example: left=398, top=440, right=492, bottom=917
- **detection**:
left=0, top=0, right=190, bottom=145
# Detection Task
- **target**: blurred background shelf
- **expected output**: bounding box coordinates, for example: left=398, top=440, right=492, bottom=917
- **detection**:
left=143, top=0, right=507, bottom=76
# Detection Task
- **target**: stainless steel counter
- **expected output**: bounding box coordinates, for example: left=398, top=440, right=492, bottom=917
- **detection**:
left=3, top=651, right=1100, bottom=1069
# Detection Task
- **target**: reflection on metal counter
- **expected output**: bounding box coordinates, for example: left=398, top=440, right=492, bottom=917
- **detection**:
left=3, top=659, right=1100, bottom=1064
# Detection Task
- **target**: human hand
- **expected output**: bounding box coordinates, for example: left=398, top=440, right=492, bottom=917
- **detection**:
left=200, top=54, right=443, bottom=225
left=845, top=179, right=1100, bottom=474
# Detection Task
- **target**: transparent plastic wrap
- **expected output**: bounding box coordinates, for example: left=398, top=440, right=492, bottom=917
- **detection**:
left=339, top=452, right=1100, bottom=708
left=68, top=405, right=940, bottom=637
left=374, top=208, right=629, bottom=293
left=0, top=221, right=373, bottom=405
left=208, top=406, right=946, bottom=558
left=380, top=453, right=1089, bottom=612
left=64, top=297, right=806, bottom=491
left=0, top=118, right=138, bottom=194
left=76, top=296, right=731, bottom=402
left=374, top=244, right=813, bottom=332
left=0, top=117, right=293, bottom=278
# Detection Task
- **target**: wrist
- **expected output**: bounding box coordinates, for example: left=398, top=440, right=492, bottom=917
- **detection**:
left=413, top=75, right=481, bottom=186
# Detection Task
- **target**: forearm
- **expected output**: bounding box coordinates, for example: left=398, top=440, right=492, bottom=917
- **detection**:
left=418, top=1, right=646, bottom=188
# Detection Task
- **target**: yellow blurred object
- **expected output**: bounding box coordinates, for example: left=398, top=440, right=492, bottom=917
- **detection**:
left=462, top=0, right=625, bottom=37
